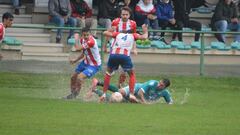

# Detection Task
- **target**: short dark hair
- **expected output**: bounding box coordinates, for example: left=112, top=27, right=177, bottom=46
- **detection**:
left=82, top=27, right=90, bottom=33
left=121, top=6, right=132, bottom=15
left=2, top=12, right=14, bottom=22
left=162, top=78, right=171, bottom=88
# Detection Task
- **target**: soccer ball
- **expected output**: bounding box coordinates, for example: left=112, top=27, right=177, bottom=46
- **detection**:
left=110, top=92, right=123, bottom=103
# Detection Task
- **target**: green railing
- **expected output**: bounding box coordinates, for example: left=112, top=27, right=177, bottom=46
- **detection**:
left=12, top=24, right=240, bottom=76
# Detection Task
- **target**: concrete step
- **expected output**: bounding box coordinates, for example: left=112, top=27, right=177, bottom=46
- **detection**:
left=21, top=42, right=64, bottom=53
left=6, top=33, right=51, bottom=43
left=161, top=33, right=235, bottom=45
left=1, top=44, right=21, bottom=51
left=6, top=27, right=45, bottom=33
left=33, top=7, right=48, bottom=13
left=189, top=12, right=213, bottom=25
left=135, top=47, right=240, bottom=56
left=11, top=24, right=47, bottom=33
left=0, top=14, right=32, bottom=24
left=0, top=4, right=26, bottom=14
left=22, top=52, right=69, bottom=61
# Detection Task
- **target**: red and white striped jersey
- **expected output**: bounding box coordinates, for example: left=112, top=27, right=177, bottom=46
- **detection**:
left=112, top=18, right=136, bottom=33
left=0, top=23, right=5, bottom=43
left=79, top=35, right=101, bottom=66
left=111, top=32, right=139, bottom=56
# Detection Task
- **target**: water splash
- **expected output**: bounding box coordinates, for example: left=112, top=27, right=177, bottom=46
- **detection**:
left=180, top=88, right=190, bottom=105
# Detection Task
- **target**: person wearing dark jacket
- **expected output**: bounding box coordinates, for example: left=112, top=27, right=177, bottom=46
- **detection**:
left=172, top=0, right=206, bottom=42
left=98, top=0, right=120, bottom=29
left=211, top=0, right=240, bottom=43
left=70, top=0, right=97, bottom=37
left=156, top=0, right=182, bottom=44
left=48, top=0, right=77, bottom=43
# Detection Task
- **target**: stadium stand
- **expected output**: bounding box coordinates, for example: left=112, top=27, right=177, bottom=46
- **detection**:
left=0, top=0, right=240, bottom=62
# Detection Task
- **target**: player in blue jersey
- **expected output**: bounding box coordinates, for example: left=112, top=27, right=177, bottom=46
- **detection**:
left=87, top=78, right=173, bottom=104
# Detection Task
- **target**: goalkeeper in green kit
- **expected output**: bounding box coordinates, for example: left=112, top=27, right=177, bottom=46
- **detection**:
left=87, top=78, right=173, bottom=104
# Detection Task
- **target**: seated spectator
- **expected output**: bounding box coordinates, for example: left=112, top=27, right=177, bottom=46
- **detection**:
left=211, top=0, right=240, bottom=43
left=172, top=0, right=206, bottom=42
left=12, top=0, right=20, bottom=15
left=70, top=0, right=98, bottom=37
left=98, top=0, right=120, bottom=29
left=48, top=0, right=77, bottom=43
left=135, top=0, right=160, bottom=39
left=156, top=0, right=182, bottom=44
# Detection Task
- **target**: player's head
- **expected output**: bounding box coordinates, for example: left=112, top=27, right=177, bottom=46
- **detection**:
left=157, top=78, right=171, bottom=90
left=2, top=12, right=14, bottom=28
left=81, top=27, right=90, bottom=40
left=120, top=6, right=131, bottom=22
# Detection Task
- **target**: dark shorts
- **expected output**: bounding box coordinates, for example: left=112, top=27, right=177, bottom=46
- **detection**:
left=107, top=54, right=133, bottom=71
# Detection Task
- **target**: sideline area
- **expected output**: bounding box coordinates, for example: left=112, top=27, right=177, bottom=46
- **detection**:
left=0, top=60, right=240, bottom=77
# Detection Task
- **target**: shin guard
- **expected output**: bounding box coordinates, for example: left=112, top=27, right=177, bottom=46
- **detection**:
left=103, top=73, right=112, bottom=93
left=129, top=71, right=136, bottom=94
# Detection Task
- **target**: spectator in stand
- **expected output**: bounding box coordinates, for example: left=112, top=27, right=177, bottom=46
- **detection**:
left=156, top=0, right=182, bottom=44
left=70, top=0, right=98, bottom=37
left=98, top=0, right=120, bottom=29
left=172, top=0, right=207, bottom=42
left=0, top=12, right=14, bottom=60
left=12, top=0, right=20, bottom=15
left=135, top=0, right=160, bottom=39
left=211, top=0, right=240, bottom=43
left=48, top=0, right=77, bottom=43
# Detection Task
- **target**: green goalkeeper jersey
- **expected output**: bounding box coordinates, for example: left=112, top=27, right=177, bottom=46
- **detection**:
left=140, top=80, right=173, bottom=103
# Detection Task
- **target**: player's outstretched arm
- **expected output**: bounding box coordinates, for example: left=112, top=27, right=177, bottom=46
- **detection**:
left=103, top=30, right=114, bottom=37
left=74, top=33, right=84, bottom=51
left=136, top=24, right=148, bottom=40
left=69, top=53, right=84, bottom=64
left=132, top=42, right=138, bottom=55
left=103, top=26, right=117, bottom=38
left=138, top=89, right=147, bottom=104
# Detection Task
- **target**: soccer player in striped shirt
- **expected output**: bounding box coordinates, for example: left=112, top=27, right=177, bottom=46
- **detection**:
left=64, top=27, right=101, bottom=99
left=100, top=24, right=148, bottom=102
left=107, top=6, right=137, bottom=88
left=0, top=12, right=14, bottom=60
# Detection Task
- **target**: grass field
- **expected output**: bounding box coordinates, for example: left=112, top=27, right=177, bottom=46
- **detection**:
left=0, top=72, right=240, bottom=135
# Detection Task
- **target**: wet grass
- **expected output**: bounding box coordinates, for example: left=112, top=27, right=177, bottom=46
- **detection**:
left=0, top=72, right=240, bottom=135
